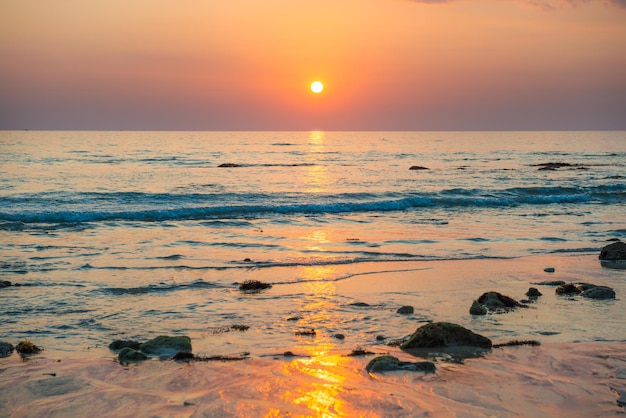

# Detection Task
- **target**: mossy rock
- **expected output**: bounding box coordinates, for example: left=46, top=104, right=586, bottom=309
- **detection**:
left=400, top=322, right=492, bottom=350
left=140, top=336, right=192, bottom=357
left=118, top=347, right=148, bottom=363
left=366, top=355, right=436, bottom=373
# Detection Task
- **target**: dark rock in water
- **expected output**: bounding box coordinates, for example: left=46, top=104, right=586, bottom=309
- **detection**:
left=109, top=339, right=141, bottom=351
left=349, top=302, right=370, bottom=307
left=376, top=335, right=385, bottom=341
left=0, top=280, right=12, bottom=288
left=239, top=280, right=272, bottom=292
left=15, top=340, right=42, bottom=355
left=535, top=162, right=587, bottom=171
left=543, top=267, right=555, bottom=273
left=525, top=287, right=542, bottom=297
left=477, top=291, right=525, bottom=312
left=366, top=355, right=436, bottom=373
left=555, top=283, right=581, bottom=295
left=580, top=285, right=616, bottom=300
left=400, top=322, right=492, bottom=350
left=599, top=241, right=626, bottom=269
left=140, top=335, right=192, bottom=357
left=118, top=347, right=148, bottom=363
left=218, top=163, right=241, bottom=167
left=295, top=329, right=316, bottom=337
left=0, top=342, right=14, bottom=358
left=396, top=305, right=414, bottom=314
left=599, top=241, right=626, bottom=260
left=333, top=333, right=345, bottom=340
left=469, top=300, right=487, bottom=315
left=409, top=165, right=429, bottom=170
left=24, top=375, right=87, bottom=397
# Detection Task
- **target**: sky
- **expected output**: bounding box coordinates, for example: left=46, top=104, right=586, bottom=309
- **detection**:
left=1, top=0, right=625, bottom=131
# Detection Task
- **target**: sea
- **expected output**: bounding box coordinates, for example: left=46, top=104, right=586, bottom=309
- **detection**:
left=1, top=131, right=625, bottom=353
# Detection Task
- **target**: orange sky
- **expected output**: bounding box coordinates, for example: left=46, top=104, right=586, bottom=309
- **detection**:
left=1, top=0, right=625, bottom=130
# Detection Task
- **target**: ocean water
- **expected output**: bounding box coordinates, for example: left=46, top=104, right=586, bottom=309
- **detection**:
left=0, top=130, right=625, bottom=356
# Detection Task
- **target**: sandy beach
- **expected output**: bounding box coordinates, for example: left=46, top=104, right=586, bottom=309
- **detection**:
left=2, top=254, right=624, bottom=417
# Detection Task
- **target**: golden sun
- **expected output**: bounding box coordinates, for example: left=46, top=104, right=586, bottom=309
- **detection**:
left=310, top=81, right=324, bottom=94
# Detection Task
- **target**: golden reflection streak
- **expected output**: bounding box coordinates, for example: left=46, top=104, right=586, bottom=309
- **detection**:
left=269, top=265, right=358, bottom=417
left=305, top=131, right=329, bottom=193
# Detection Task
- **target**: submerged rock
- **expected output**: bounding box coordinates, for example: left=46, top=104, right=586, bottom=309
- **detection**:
left=555, top=283, right=581, bottom=295
left=476, top=291, right=525, bottom=312
left=366, top=355, right=436, bottom=373
left=400, top=322, right=492, bottom=350
left=409, top=165, right=429, bottom=170
left=543, top=267, right=555, bottom=273
left=469, top=300, right=488, bottom=315
left=534, top=280, right=566, bottom=286
left=0, top=342, right=14, bottom=358
left=15, top=340, right=42, bottom=355
left=555, top=283, right=616, bottom=299
left=0, top=280, right=12, bottom=288
left=396, top=305, right=414, bottom=314
left=118, top=347, right=148, bottom=363
left=580, top=285, right=616, bottom=300
left=218, top=163, right=241, bottom=168
left=109, top=339, right=141, bottom=351
left=140, top=335, right=192, bottom=357
left=239, top=280, right=272, bottom=292
left=525, top=287, right=542, bottom=298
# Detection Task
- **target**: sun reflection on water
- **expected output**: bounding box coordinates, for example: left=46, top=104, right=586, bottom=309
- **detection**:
left=271, top=264, right=362, bottom=417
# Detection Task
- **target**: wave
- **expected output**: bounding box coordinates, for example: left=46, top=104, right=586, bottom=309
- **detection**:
left=1, top=184, right=623, bottom=225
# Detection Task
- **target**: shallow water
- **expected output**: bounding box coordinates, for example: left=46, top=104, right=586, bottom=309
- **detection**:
left=1, top=131, right=625, bottom=416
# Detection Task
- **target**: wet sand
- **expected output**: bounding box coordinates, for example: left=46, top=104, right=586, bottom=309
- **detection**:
left=1, top=254, right=625, bottom=417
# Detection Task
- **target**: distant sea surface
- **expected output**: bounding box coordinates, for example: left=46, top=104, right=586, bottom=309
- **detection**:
left=1, top=131, right=625, bottom=353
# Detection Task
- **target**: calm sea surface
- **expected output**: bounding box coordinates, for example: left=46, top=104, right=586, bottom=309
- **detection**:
left=0, top=131, right=625, bottom=354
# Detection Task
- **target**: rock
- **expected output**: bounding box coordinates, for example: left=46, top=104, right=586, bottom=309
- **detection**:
left=239, top=280, right=272, bottom=292
left=218, top=163, right=241, bottom=168
left=334, top=333, right=345, bottom=340
left=0, top=280, right=12, bottom=288
left=599, top=241, right=626, bottom=269
left=525, top=287, right=542, bottom=297
left=366, top=355, right=436, bottom=373
left=0, top=342, right=14, bottom=358
left=15, top=340, right=42, bottom=355
left=172, top=351, right=195, bottom=361
left=396, top=305, right=414, bottom=314
left=555, top=283, right=581, bottom=295
left=476, top=291, right=525, bottom=312
left=543, top=267, right=555, bottom=273
left=118, top=347, right=148, bottom=363
left=139, top=335, right=192, bottom=357
left=469, top=300, right=487, bottom=315
left=376, top=335, right=386, bottom=341
left=108, top=339, right=141, bottom=351
left=580, top=285, right=616, bottom=300
left=400, top=322, right=492, bottom=350
left=409, top=166, right=429, bottom=170
left=599, top=241, right=626, bottom=261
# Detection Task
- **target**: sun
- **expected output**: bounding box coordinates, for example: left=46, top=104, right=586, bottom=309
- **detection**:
left=310, top=81, right=324, bottom=94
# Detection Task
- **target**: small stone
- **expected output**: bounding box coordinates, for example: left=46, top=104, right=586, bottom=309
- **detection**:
left=409, top=166, right=429, bottom=170
left=239, top=280, right=272, bottom=292
left=525, top=287, right=542, bottom=297
left=400, top=322, right=492, bottom=350
left=0, top=280, right=12, bottom=288
left=15, top=340, right=42, bottom=355
left=544, top=267, right=555, bottom=273
left=396, top=306, right=414, bottom=314
left=376, top=335, right=385, bottom=341
left=334, top=333, right=345, bottom=340
left=469, top=300, right=488, bottom=315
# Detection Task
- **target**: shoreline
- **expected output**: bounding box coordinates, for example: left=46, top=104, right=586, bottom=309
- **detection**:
left=1, top=253, right=625, bottom=416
